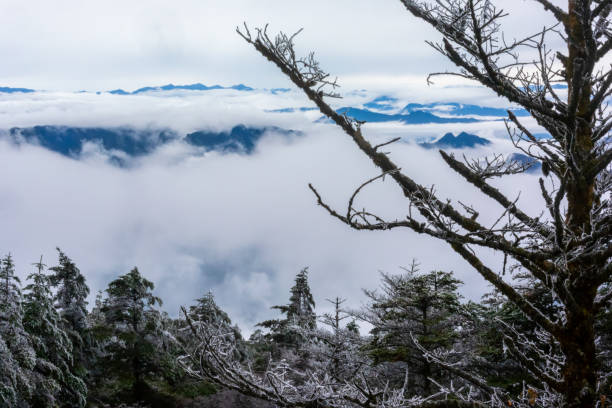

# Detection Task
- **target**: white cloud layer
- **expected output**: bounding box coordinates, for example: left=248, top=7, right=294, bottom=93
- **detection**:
left=0, top=89, right=549, bottom=335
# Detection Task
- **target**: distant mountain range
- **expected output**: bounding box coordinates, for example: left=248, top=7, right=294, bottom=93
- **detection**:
left=0, top=86, right=36, bottom=93
left=419, top=132, right=491, bottom=149
left=271, top=99, right=530, bottom=124
left=0, top=83, right=297, bottom=96
left=336, top=107, right=482, bottom=124
left=362, top=97, right=530, bottom=117
left=266, top=107, right=318, bottom=113
left=400, top=102, right=529, bottom=117
left=4, top=125, right=545, bottom=175
left=0, top=83, right=255, bottom=95
left=108, top=83, right=254, bottom=95
left=416, top=134, right=542, bottom=173
left=6, top=125, right=300, bottom=165
left=185, top=125, right=300, bottom=154
left=9, top=126, right=176, bottom=156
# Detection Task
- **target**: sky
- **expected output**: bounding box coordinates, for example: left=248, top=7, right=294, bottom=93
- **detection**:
left=0, top=0, right=561, bottom=91
left=0, top=0, right=572, bottom=334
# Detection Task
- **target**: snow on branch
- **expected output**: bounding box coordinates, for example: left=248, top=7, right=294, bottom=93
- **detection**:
left=177, top=307, right=504, bottom=408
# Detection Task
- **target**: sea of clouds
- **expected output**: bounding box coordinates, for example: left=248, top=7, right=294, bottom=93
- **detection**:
left=0, top=86, right=550, bottom=334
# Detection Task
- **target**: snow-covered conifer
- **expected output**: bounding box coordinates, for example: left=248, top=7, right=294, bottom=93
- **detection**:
left=23, top=256, right=86, bottom=408
left=257, top=267, right=316, bottom=347
left=0, top=254, right=36, bottom=405
left=101, top=267, right=163, bottom=395
left=360, top=264, right=463, bottom=394
left=48, top=248, right=90, bottom=344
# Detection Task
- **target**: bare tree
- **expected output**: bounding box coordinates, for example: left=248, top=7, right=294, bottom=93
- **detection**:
left=233, top=1, right=611, bottom=407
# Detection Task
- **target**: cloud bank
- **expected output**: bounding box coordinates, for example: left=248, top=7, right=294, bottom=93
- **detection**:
left=0, top=88, right=551, bottom=336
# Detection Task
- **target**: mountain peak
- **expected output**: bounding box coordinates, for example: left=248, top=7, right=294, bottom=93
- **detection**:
left=420, top=132, right=491, bottom=149
left=0, top=86, right=35, bottom=94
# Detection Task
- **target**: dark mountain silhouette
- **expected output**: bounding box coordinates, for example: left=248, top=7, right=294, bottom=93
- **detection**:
left=400, top=102, right=529, bottom=117
left=9, top=126, right=177, bottom=157
left=0, top=86, right=35, bottom=93
left=111, top=83, right=255, bottom=94
left=336, top=107, right=481, bottom=124
left=108, top=89, right=130, bottom=95
left=266, top=107, right=318, bottom=113
left=6, top=124, right=300, bottom=163
left=185, top=125, right=300, bottom=154
left=419, top=132, right=491, bottom=149
left=269, top=88, right=291, bottom=94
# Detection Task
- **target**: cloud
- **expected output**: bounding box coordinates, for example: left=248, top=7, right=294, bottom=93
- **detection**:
left=0, top=89, right=548, bottom=336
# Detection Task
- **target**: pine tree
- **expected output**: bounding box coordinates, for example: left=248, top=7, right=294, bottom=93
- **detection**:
left=189, top=291, right=232, bottom=327
left=0, top=335, right=22, bottom=407
left=0, top=254, right=36, bottom=406
left=315, top=297, right=363, bottom=381
left=87, top=290, right=105, bottom=328
left=101, top=267, right=163, bottom=398
left=360, top=264, right=463, bottom=395
left=286, top=268, right=316, bottom=330
left=49, top=249, right=89, bottom=338
left=23, top=256, right=86, bottom=408
left=257, top=267, right=316, bottom=347
left=186, top=290, right=243, bottom=347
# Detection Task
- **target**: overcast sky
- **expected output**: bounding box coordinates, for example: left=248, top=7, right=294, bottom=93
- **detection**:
left=0, top=0, right=560, bottom=91
left=0, top=0, right=570, bottom=334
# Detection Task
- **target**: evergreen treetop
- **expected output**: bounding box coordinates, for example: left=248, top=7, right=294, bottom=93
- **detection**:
left=23, top=256, right=87, bottom=408
left=48, top=248, right=90, bottom=335
left=257, top=267, right=317, bottom=345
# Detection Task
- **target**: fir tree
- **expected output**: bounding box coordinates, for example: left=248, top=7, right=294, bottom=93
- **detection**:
left=186, top=290, right=243, bottom=346
left=0, top=254, right=36, bottom=406
left=101, top=267, right=163, bottom=398
left=286, top=267, right=316, bottom=330
left=49, top=248, right=90, bottom=343
left=87, top=290, right=105, bottom=328
left=189, top=291, right=232, bottom=327
left=258, top=267, right=316, bottom=347
left=315, top=297, right=363, bottom=381
left=361, top=263, right=463, bottom=394
left=23, top=256, right=87, bottom=408
left=0, top=335, right=22, bottom=407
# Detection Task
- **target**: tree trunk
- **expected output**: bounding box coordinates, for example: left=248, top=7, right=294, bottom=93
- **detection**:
left=561, top=293, right=598, bottom=407
left=560, top=2, right=598, bottom=406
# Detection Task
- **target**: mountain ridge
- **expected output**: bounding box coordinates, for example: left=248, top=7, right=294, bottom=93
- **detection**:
left=6, top=125, right=300, bottom=165
left=0, top=86, right=36, bottom=93
left=419, top=132, right=491, bottom=149
left=336, top=107, right=482, bottom=124
left=111, top=83, right=255, bottom=95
